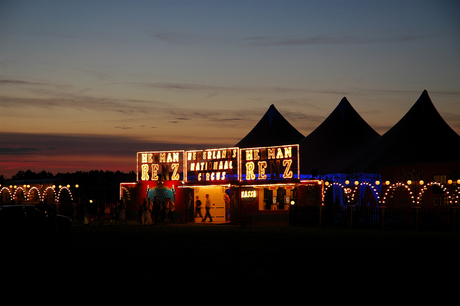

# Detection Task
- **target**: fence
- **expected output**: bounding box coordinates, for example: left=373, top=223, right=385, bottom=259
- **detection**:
left=290, top=205, right=460, bottom=231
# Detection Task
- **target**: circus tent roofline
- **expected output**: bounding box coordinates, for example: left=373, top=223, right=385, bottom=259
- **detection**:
left=350, top=90, right=460, bottom=173
left=235, top=104, right=304, bottom=148
left=299, top=97, right=380, bottom=176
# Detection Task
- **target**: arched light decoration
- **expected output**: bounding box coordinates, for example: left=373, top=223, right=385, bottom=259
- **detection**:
left=416, top=181, right=450, bottom=206
left=56, top=186, right=74, bottom=204
left=13, top=187, right=25, bottom=201
left=350, top=181, right=380, bottom=204
left=27, top=187, right=42, bottom=202
left=43, top=186, right=56, bottom=202
left=381, top=182, right=415, bottom=206
left=324, top=181, right=351, bottom=205
left=0, top=187, right=13, bottom=202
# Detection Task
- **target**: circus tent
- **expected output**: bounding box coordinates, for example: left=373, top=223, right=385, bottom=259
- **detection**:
left=352, top=90, right=460, bottom=174
left=299, top=97, right=380, bottom=178
left=235, top=104, right=305, bottom=148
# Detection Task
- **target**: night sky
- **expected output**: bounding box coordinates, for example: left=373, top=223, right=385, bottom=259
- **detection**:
left=1, top=0, right=459, bottom=178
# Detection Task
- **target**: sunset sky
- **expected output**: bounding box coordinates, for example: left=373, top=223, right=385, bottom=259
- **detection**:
left=1, top=1, right=459, bottom=179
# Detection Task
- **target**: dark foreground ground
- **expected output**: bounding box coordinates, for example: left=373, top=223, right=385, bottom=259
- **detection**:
left=3, top=222, right=459, bottom=301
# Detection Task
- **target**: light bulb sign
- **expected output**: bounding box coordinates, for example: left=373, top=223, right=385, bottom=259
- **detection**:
left=137, top=151, right=185, bottom=182
left=240, top=145, right=299, bottom=182
left=185, top=148, right=239, bottom=182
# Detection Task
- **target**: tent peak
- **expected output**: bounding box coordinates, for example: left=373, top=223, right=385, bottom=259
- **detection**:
left=334, top=97, right=355, bottom=120
left=266, top=104, right=280, bottom=125
left=235, top=104, right=304, bottom=148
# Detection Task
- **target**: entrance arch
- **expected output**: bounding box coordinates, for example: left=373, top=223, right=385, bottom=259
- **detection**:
left=1, top=187, right=12, bottom=204
left=324, top=182, right=350, bottom=207
left=382, top=183, right=415, bottom=208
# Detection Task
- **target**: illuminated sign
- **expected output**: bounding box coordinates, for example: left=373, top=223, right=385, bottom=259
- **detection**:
left=137, top=151, right=185, bottom=181
left=241, top=189, right=257, bottom=199
left=240, top=145, right=299, bottom=181
left=186, top=148, right=239, bottom=182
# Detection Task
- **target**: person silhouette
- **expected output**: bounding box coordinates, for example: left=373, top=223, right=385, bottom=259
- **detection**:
left=202, top=194, right=213, bottom=222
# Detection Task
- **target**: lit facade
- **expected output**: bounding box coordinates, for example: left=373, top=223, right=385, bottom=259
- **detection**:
left=121, top=144, right=323, bottom=224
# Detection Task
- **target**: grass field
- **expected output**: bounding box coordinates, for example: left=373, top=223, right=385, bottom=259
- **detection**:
left=3, top=222, right=459, bottom=300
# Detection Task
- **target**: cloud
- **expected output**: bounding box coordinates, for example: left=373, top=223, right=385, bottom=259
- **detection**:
left=244, top=32, right=428, bottom=47
left=0, top=132, right=229, bottom=156
left=128, top=81, right=312, bottom=96
left=0, top=147, right=40, bottom=154
left=146, top=29, right=224, bottom=45
left=0, top=79, right=48, bottom=86
left=114, top=125, right=133, bottom=130
left=0, top=93, right=162, bottom=115
left=0, top=132, right=230, bottom=178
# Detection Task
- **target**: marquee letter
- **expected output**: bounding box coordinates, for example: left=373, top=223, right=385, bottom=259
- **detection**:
left=276, top=148, right=284, bottom=159
left=258, top=161, right=267, bottom=180
left=171, top=163, right=180, bottom=180
left=283, top=159, right=293, bottom=179
left=246, top=162, right=255, bottom=180
left=246, top=150, right=253, bottom=161
left=173, top=152, right=179, bottom=162
left=284, top=146, right=292, bottom=158
left=160, top=153, right=166, bottom=163
left=141, top=164, right=149, bottom=180
left=254, top=149, right=260, bottom=160
left=152, top=164, right=159, bottom=180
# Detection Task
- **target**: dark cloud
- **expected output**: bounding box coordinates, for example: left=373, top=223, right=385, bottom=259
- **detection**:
left=114, top=125, right=133, bottom=130
left=0, top=79, right=48, bottom=86
left=0, top=132, right=230, bottom=177
left=245, top=33, right=429, bottom=47
left=0, top=132, right=227, bottom=157
left=131, top=81, right=308, bottom=95
left=0, top=147, right=40, bottom=154
left=0, top=94, right=162, bottom=115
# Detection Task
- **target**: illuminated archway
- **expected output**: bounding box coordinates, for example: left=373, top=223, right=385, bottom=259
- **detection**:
left=13, top=187, right=26, bottom=203
left=57, top=187, right=73, bottom=204
left=27, top=187, right=41, bottom=203
left=350, top=182, right=380, bottom=207
left=323, top=182, right=350, bottom=206
left=1, top=187, right=13, bottom=204
left=381, top=182, right=415, bottom=207
left=416, top=182, right=450, bottom=207
left=43, top=187, right=56, bottom=205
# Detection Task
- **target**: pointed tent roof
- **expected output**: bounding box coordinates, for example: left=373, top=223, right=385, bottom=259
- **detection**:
left=235, top=104, right=305, bottom=148
left=354, top=90, right=460, bottom=172
left=300, top=97, right=380, bottom=175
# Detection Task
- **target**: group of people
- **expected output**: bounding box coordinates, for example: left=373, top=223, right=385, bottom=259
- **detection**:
left=140, top=196, right=176, bottom=225
left=195, top=194, right=213, bottom=222
left=83, top=199, right=127, bottom=226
